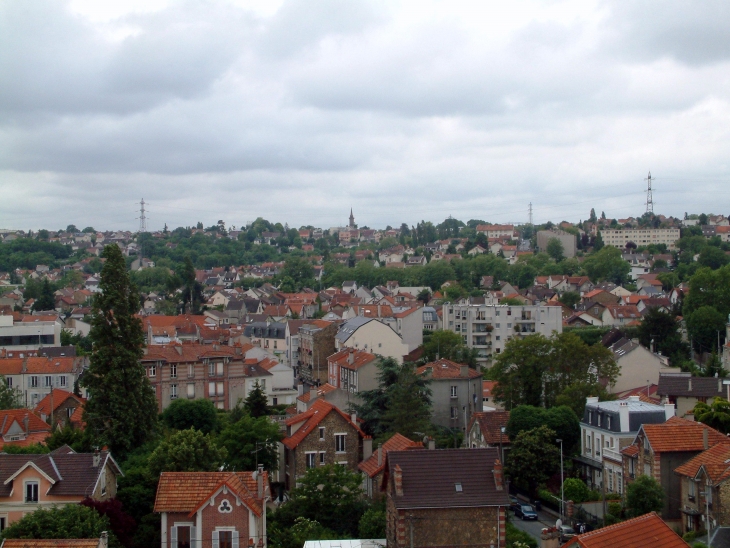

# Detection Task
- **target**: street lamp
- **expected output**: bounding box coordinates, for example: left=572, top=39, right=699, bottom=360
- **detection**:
left=557, top=438, right=564, bottom=519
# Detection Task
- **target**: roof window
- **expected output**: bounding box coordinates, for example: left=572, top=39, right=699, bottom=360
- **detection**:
left=455, top=483, right=463, bottom=492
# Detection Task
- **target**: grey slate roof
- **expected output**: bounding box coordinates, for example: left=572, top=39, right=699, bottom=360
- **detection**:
left=243, top=322, right=286, bottom=339
left=657, top=373, right=729, bottom=398
left=386, top=448, right=510, bottom=510
left=335, top=316, right=375, bottom=343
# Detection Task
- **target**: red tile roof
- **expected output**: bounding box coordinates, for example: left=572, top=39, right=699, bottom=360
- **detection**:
left=358, top=433, right=423, bottom=478
left=34, top=389, right=83, bottom=417
left=154, top=471, right=267, bottom=516
left=327, top=348, right=377, bottom=371
left=468, top=411, right=511, bottom=446
left=282, top=399, right=367, bottom=450
left=674, top=443, right=730, bottom=484
left=642, top=416, right=729, bottom=453
left=563, top=512, right=689, bottom=548
left=0, top=409, right=51, bottom=437
left=417, top=359, right=481, bottom=380
left=296, top=383, right=337, bottom=403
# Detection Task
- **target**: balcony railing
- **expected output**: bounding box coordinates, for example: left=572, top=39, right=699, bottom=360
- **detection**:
left=603, top=448, right=622, bottom=462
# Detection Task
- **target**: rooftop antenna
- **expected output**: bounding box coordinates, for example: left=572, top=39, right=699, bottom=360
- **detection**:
left=645, top=172, right=654, bottom=214
left=138, top=199, right=148, bottom=232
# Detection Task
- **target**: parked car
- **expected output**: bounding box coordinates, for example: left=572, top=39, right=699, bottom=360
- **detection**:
left=559, top=525, right=576, bottom=543
left=509, top=496, right=521, bottom=513
left=515, top=504, right=538, bottom=520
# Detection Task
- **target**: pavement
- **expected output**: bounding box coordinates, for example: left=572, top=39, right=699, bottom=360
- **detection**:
left=509, top=506, right=564, bottom=543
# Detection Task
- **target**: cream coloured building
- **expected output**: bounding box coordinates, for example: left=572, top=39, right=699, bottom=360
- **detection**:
left=600, top=228, right=681, bottom=250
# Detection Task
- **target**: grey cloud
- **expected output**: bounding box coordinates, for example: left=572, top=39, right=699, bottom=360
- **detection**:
left=603, top=1, right=730, bottom=65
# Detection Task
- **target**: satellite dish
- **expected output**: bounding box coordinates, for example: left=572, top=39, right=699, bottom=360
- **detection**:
left=556, top=519, right=563, bottom=529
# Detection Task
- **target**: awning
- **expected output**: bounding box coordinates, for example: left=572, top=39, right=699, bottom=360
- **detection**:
left=572, top=455, right=603, bottom=470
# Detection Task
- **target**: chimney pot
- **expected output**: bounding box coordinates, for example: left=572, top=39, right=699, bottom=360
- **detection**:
left=257, top=464, right=264, bottom=498
left=428, top=438, right=435, bottom=450
left=93, top=448, right=101, bottom=468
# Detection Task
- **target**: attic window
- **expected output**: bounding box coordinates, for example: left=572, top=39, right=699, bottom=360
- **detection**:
left=455, top=483, right=463, bottom=492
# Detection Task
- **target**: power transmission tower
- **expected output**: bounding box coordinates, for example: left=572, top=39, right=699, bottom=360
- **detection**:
left=528, top=202, right=533, bottom=226
left=138, top=199, right=147, bottom=232
left=645, top=172, right=654, bottom=214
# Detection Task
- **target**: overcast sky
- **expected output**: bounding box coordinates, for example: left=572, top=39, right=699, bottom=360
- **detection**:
left=1, top=0, right=729, bottom=232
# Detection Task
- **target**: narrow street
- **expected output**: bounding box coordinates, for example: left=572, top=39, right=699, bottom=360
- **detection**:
left=509, top=507, right=563, bottom=543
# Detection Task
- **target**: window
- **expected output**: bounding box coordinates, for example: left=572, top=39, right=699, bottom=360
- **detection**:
left=149, top=365, right=156, bottom=377
left=496, top=323, right=500, bottom=328
left=217, top=362, right=224, bottom=376
left=170, top=384, right=177, bottom=400
left=319, top=427, right=325, bottom=441
left=173, top=525, right=192, bottom=548
left=100, top=467, right=107, bottom=496
left=451, top=407, right=458, bottom=419
left=187, top=384, right=195, bottom=398
left=496, top=335, right=500, bottom=341
left=319, top=452, right=325, bottom=465
left=170, top=364, right=177, bottom=378
left=214, top=530, right=236, bottom=548
left=30, top=376, right=38, bottom=388
left=335, top=434, right=346, bottom=453
left=209, top=382, right=216, bottom=396
left=216, top=382, right=224, bottom=396
left=0, top=517, right=5, bottom=531
left=188, top=364, right=195, bottom=378
left=5, top=378, right=11, bottom=388
left=25, top=482, right=38, bottom=503
left=450, top=386, right=458, bottom=398
left=59, top=376, right=66, bottom=388
left=306, top=452, right=316, bottom=468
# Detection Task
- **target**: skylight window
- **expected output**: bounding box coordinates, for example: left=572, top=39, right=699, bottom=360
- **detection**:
left=455, top=483, right=463, bottom=492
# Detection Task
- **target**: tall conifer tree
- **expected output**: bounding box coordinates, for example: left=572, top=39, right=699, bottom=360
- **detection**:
left=81, top=244, right=157, bottom=457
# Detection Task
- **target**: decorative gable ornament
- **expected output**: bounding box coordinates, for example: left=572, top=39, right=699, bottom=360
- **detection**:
left=218, top=499, right=233, bottom=513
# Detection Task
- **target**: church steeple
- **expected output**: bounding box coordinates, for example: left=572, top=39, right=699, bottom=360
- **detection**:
left=349, top=208, right=355, bottom=228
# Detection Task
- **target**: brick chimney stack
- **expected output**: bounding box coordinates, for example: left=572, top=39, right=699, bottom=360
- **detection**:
left=394, top=465, right=404, bottom=496
left=493, top=460, right=504, bottom=491
left=257, top=464, right=264, bottom=498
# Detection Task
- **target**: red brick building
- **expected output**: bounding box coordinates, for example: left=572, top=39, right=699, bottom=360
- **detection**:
left=154, top=469, right=268, bottom=548
left=384, top=448, right=509, bottom=548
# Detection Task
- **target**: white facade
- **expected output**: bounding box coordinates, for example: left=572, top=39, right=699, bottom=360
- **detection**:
left=600, top=228, right=681, bottom=250
left=0, top=315, right=62, bottom=350
left=443, top=303, right=563, bottom=367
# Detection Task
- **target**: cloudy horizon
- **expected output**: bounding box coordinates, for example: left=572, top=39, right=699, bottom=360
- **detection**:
left=1, top=0, right=729, bottom=232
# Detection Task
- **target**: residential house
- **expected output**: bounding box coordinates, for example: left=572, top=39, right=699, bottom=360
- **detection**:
left=621, top=416, right=729, bottom=523
left=466, top=411, right=510, bottom=461
left=658, top=373, right=730, bottom=418
left=476, top=224, right=516, bottom=239
left=577, top=396, right=673, bottom=494
left=295, top=383, right=338, bottom=413
left=281, top=399, right=370, bottom=489
left=482, top=380, right=503, bottom=411
left=0, top=409, right=51, bottom=451
left=385, top=448, right=509, bottom=548
left=242, top=322, right=286, bottom=361
left=34, top=389, right=84, bottom=428
left=334, top=317, right=409, bottom=364
left=0, top=314, right=62, bottom=351
left=605, top=336, right=679, bottom=394
left=564, top=512, right=690, bottom=548
left=602, top=305, right=642, bottom=327
left=0, top=446, right=122, bottom=527
left=327, top=348, right=379, bottom=394
left=416, top=359, right=483, bottom=432
left=358, top=433, right=423, bottom=499
left=674, top=443, right=730, bottom=535
left=154, top=469, right=268, bottom=548
left=0, top=355, right=87, bottom=409
left=298, top=321, right=339, bottom=386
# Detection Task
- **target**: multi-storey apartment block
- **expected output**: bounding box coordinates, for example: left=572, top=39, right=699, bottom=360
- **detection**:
left=600, top=228, right=681, bottom=250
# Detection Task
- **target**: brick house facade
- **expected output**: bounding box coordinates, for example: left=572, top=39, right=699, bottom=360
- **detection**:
left=282, top=399, right=370, bottom=490
left=154, top=469, right=268, bottom=548
left=384, top=448, right=509, bottom=548
left=298, top=322, right=339, bottom=386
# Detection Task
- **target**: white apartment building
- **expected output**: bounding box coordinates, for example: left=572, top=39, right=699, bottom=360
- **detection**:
left=600, top=228, right=681, bottom=250
left=577, top=396, right=674, bottom=494
left=0, top=314, right=62, bottom=350
left=443, top=303, right=563, bottom=367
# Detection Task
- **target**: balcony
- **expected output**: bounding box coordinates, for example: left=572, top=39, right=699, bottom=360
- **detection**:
left=603, top=448, right=622, bottom=463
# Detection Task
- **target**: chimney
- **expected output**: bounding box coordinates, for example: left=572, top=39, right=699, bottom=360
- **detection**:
left=664, top=403, right=675, bottom=421
left=351, top=412, right=357, bottom=424
left=704, top=428, right=709, bottom=450
left=428, top=438, right=435, bottom=450
left=650, top=339, right=655, bottom=353
left=689, top=378, right=692, bottom=391
left=93, top=448, right=101, bottom=468
left=618, top=401, right=630, bottom=432
left=309, top=388, right=318, bottom=403
left=363, top=437, right=373, bottom=461
left=394, top=465, right=403, bottom=496
left=586, top=396, right=599, bottom=405
left=493, top=460, right=504, bottom=491
left=377, top=444, right=382, bottom=466
left=257, top=464, right=264, bottom=498
left=460, top=365, right=469, bottom=378
left=348, top=350, right=354, bottom=365
left=100, top=531, right=108, bottom=548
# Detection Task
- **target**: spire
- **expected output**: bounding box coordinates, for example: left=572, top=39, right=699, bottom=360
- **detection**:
left=349, top=208, right=355, bottom=228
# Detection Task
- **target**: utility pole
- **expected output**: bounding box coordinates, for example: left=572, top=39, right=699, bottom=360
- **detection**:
left=645, top=172, right=654, bottom=214
left=138, top=199, right=147, bottom=233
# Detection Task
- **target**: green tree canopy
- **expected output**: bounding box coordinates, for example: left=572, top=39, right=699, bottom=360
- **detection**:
left=684, top=265, right=730, bottom=319
left=161, top=398, right=220, bottom=434
left=244, top=380, right=270, bottom=418
left=0, top=504, right=120, bottom=548
left=581, top=246, right=630, bottom=284
left=546, top=238, right=565, bottom=262
left=273, top=464, right=368, bottom=537
left=505, top=405, right=580, bottom=452
left=217, top=414, right=282, bottom=472
left=686, top=305, right=726, bottom=354
left=625, top=475, right=665, bottom=518
left=0, top=375, right=23, bottom=409
left=32, top=278, right=56, bottom=311
left=637, top=308, right=689, bottom=365
left=148, top=428, right=226, bottom=477
left=81, top=244, right=158, bottom=458
left=506, top=425, right=560, bottom=498
left=693, top=397, right=730, bottom=434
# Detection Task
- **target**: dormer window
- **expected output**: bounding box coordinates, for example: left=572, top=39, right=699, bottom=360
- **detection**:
left=25, top=481, right=38, bottom=503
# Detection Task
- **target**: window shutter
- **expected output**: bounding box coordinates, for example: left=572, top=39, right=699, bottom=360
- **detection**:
left=232, top=531, right=239, bottom=548
left=212, top=531, right=219, bottom=548
left=170, top=526, right=177, bottom=548
left=190, top=526, right=197, bottom=548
